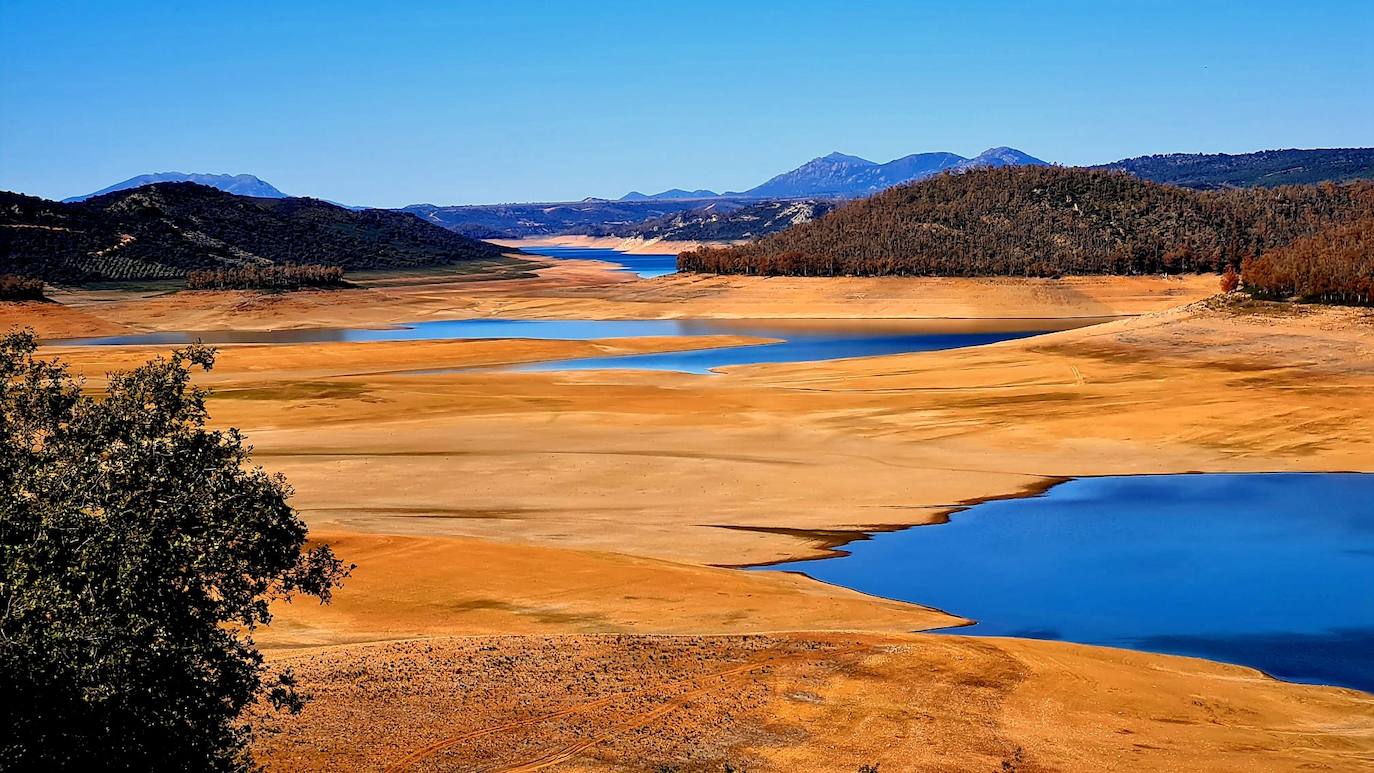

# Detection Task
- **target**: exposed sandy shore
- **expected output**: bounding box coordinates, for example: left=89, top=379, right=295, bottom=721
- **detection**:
left=258, top=533, right=958, bottom=649
left=4, top=261, right=1218, bottom=338
left=20, top=265, right=1374, bottom=770
left=46, top=295, right=1368, bottom=569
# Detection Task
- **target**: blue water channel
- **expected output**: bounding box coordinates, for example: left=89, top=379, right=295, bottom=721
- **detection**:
left=526, top=245, right=679, bottom=278
left=49, top=318, right=1066, bottom=374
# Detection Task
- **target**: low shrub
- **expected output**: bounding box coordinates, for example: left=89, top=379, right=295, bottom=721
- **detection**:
left=1220, top=264, right=1240, bottom=293
left=0, top=274, right=46, bottom=301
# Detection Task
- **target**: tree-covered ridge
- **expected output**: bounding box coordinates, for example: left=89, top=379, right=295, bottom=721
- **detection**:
left=1093, top=148, right=1374, bottom=189
left=0, top=183, right=517, bottom=284
left=679, top=167, right=1374, bottom=278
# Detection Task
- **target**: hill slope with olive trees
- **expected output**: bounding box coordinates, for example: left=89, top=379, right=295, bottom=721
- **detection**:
left=0, top=183, right=519, bottom=284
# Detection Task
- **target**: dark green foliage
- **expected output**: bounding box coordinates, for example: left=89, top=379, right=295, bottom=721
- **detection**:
left=0, top=331, right=350, bottom=771
left=1094, top=148, right=1374, bottom=189
left=679, top=167, right=1374, bottom=278
left=0, top=274, right=45, bottom=300
left=0, top=182, right=515, bottom=284
left=186, top=263, right=347, bottom=291
left=1242, top=215, right=1374, bottom=305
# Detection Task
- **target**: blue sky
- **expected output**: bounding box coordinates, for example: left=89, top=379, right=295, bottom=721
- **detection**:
left=2, top=1, right=1371, bottom=207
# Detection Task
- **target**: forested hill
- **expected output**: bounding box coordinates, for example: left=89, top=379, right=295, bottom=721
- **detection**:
left=1093, top=148, right=1374, bottom=189
left=678, top=166, right=1374, bottom=277
left=0, top=183, right=516, bottom=284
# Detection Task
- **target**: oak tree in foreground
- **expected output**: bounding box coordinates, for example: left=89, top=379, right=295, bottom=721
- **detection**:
left=0, top=330, right=349, bottom=771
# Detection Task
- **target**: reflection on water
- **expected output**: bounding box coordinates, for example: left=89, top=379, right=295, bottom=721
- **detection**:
left=761, top=473, right=1374, bottom=692
left=525, top=245, right=678, bottom=278
left=47, top=318, right=1100, bottom=373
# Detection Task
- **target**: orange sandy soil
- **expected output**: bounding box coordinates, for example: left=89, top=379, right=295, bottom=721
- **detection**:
left=252, top=633, right=1374, bottom=772
left=16, top=265, right=1374, bottom=770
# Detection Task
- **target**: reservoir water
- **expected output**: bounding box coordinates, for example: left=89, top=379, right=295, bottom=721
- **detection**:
left=762, top=473, right=1374, bottom=692
left=47, top=245, right=1095, bottom=371
left=525, top=245, right=679, bottom=278
left=49, top=318, right=1089, bottom=374
left=510, top=321, right=1051, bottom=374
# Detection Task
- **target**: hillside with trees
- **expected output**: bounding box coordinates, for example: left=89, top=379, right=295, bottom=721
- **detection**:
left=1241, top=215, right=1374, bottom=305
left=0, top=183, right=518, bottom=284
left=679, top=167, right=1374, bottom=278
left=1093, top=148, right=1374, bottom=189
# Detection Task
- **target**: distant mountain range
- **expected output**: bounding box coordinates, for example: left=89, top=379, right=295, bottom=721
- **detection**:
left=401, top=198, right=757, bottom=239
left=612, top=148, right=1374, bottom=243
left=619, top=147, right=1374, bottom=203
left=622, top=147, right=1047, bottom=201
left=63, top=172, right=287, bottom=202
left=1, top=183, right=516, bottom=284
left=1090, top=148, right=1374, bottom=189
left=51, top=147, right=1374, bottom=249
left=620, top=188, right=719, bottom=201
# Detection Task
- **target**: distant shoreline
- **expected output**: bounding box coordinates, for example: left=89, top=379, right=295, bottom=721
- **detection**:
left=489, top=234, right=741, bottom=255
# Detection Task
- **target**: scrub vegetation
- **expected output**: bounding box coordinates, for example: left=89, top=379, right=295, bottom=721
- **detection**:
left=0, top=274, right=45, bottom=300
left=186, top=263, right=347, bottom=291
